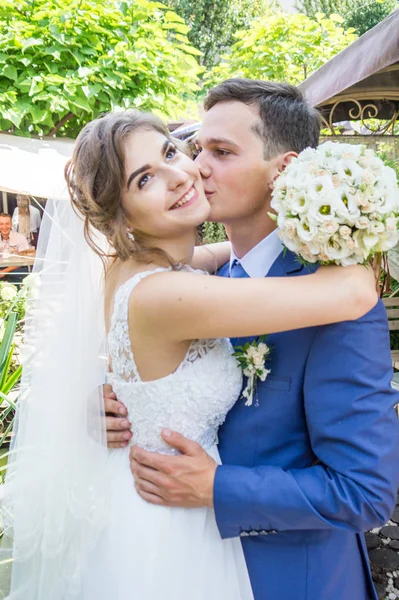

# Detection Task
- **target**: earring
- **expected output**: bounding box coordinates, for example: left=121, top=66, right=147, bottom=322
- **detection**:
left=127, top=229, right=135, bottom=242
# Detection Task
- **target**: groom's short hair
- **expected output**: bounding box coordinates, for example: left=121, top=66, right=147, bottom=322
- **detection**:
left=204, top=78, right=321, bottom=159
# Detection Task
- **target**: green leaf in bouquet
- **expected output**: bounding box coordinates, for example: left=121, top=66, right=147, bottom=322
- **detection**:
left=0, top=312, right=17, bottom=383
left=0, top=343, right=15, bottom=392
left=2, top=364, right=22, bottom=396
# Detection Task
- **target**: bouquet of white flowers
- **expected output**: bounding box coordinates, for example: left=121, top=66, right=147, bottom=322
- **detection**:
left=270, top=141, right=399, bottom=268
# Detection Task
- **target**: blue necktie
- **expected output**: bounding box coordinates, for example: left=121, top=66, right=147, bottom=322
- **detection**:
left=230, top=260, right=249, bottom=348
left=230, top=259, right=249, bottom=279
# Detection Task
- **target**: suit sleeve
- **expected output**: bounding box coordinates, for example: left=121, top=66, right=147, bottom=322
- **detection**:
left=214, top=300, right=399, bottom=539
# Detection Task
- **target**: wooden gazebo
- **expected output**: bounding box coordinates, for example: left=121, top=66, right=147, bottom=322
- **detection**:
left=298, top=8, right=399, bottom=136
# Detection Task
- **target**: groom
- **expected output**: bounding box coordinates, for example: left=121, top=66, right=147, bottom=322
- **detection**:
left=105, top=79, right=399, bottom=599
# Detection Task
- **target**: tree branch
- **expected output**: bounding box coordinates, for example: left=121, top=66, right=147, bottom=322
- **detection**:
left=49, top=111, right=75, bottom=136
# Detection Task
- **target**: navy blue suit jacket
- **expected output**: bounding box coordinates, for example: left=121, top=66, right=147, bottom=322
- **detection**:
left=215, top=249, right=399, bottom=600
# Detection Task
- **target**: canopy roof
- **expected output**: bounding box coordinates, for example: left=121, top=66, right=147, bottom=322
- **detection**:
left=299, top=9, right=399, bottom=130
left=0, top=133, right=73, bottom=199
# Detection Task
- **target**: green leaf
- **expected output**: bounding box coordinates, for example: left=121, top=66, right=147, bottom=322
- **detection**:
left=2, top=365, right=22, bottom=395
left=71, top=94, right=91, bottom=112
left=163, top=22, right=190, bottom=34
left=29, top=78, right=43, bottom=96
left=164, top=11, right=187, bottom=23
left=0, top=313, right=17, bottom=381
left=21, top=37, right=44, bottom=51
left=78, top=66, right=93, bottom=78
left=2, top=107, right=22, bottom=127
left=0, top=343, right=14, bottom=391
left=2, top=65, right=17, bottom=80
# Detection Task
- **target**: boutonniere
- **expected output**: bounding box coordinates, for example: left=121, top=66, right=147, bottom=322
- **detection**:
left=233, top=336, right=271, bottom=407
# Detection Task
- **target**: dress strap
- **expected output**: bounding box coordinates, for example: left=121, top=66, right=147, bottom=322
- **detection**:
left=108, top=267, right=171, bottom=383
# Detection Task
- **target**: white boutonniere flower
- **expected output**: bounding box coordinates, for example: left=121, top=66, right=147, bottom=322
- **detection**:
left=233, top=336, right=271, bottom=407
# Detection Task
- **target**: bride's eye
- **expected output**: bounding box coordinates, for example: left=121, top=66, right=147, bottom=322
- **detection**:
left=138, top=173, right=151, bottom=189
left=166, top=145, right=177, bottom=160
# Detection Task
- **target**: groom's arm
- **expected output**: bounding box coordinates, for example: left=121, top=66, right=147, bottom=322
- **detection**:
left=213, top=299, right=399, bottom=538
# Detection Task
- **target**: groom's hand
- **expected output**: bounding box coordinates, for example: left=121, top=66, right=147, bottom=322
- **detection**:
left=103, top=384, right=132, bottom=448
left=130, top=429, right=217, bottom=508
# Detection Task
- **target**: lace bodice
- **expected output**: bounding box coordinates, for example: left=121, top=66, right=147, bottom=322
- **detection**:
left=107, top=267, right=242, bottom=454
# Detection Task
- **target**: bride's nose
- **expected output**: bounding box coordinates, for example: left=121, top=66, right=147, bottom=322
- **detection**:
left=167, top=166, right=190, bottom=190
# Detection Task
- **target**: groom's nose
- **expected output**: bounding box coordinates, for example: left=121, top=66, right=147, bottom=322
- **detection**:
left=195, top=153, right=212, bottom=180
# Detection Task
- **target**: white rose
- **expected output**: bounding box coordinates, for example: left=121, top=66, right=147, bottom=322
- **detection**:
left=257, top=343, right=269, bottom=356
left=320, top=220, right=339, bottom=236
left=298, top=245, right=318, bottom=263
left=253, top=353, right=265, bottom=367
left=361, top=170, right=376, bottom=186
left=281, top=217, right=298, bottom=237
left=331, top=174, right=343, bottom=188
left=339, top=225, right=352, bottom=239
left=355, top=216, right=370, bottom=229
left=246, top=346, right=257, bottom=358
left=346, top=238, right=356, bottom=250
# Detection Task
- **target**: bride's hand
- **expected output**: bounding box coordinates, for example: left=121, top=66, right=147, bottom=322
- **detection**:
left=314, top=264, right=378, bottom=321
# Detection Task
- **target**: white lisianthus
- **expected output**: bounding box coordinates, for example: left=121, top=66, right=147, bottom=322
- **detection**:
left=270, top=141, right=399, bottom=266
left=367, top=221, right=385, bottom=235
left=296, top=218, right=318, bottom=242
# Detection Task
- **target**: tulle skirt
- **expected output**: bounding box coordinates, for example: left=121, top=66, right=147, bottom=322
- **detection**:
left=81, top=444, right=253, bottom=600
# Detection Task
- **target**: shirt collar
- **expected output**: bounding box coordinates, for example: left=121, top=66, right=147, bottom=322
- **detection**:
left=229, top=229, right=283, bottom=278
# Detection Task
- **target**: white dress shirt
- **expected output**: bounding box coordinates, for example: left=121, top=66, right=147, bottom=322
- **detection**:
left=229, top=229, right=283, bottom=278
left=0, top=231, right=30, bottom=254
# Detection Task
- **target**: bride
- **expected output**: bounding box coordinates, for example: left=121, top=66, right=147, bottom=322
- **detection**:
left=1, top=109, right=376, bottom=600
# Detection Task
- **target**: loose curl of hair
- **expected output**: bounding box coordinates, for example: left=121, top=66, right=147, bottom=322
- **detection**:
left=65, top=109, right=179, bottom=268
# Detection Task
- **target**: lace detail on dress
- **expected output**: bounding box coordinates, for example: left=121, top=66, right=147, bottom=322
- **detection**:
left=107, top=266, right=243, bottom=455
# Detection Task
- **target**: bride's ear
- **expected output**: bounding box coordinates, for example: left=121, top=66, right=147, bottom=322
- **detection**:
left=267, top=151, right=297, bottom=191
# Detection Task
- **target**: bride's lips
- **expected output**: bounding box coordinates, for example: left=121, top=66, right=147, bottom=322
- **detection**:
left=169, top=186, right=198, bottom=210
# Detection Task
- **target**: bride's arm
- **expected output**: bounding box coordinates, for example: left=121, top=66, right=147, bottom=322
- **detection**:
left=191, top=242, right=231, bottom=273
left=131, top=265, right=377, bottom=341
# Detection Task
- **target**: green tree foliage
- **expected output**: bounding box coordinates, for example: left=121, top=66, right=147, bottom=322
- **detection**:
left=202, top=222, right=227, bottom=243
left=165, top=0, right=274, bottom=68
left=207, top=11, right=357, bottom=86
left=0, top=0, right=202, bottom=137
left=297, top=0, right=398, bottom=36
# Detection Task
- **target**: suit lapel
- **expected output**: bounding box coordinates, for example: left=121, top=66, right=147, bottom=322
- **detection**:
left=267, top=249, right=306, bottom=278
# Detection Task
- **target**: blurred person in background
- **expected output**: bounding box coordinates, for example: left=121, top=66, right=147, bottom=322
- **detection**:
left=12, top=194, right=41, bottom=247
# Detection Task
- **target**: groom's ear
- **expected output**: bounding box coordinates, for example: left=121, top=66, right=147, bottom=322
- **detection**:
left=267, top=151, right=297, bottom=191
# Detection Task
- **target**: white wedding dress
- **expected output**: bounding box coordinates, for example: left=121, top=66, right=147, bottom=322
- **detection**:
left=81, top=268, right=254, bottom=600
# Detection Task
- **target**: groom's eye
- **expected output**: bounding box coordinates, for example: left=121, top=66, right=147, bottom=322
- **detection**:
left=192, top=144, right=202, bottom=160
left=215, top=149, right=231, bottom=157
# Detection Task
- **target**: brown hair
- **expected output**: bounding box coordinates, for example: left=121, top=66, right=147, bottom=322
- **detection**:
left=204, top=78, right=321, bottom=158
left=0, top=213, right=11, bottom=221
left=65, top=109, right=177, bottom=267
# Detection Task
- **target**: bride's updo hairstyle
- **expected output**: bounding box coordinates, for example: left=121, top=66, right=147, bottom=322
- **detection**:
left=65, top=109, right=178, bottom=266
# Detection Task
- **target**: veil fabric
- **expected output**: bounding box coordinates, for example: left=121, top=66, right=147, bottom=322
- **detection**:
left=0, top=198, right=111, bottom=599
